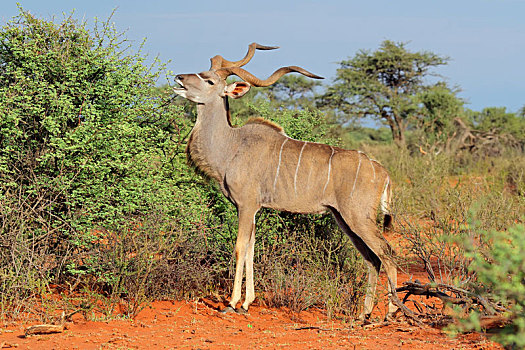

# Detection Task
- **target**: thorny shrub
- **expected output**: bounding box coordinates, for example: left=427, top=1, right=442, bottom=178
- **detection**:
left=461, top=222, right=525, bottom=348
left=0, top=8, right=207, bottom=320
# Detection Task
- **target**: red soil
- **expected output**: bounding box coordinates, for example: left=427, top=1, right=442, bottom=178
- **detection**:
left=0, top=264, right=502, bottom=350
left=0, top=231, right=503, bottom=349
left=0, top=297, right=501, bottom=350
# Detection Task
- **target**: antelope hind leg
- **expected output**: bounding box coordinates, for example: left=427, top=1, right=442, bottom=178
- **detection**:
left=330, top=209, right=381, bottom=321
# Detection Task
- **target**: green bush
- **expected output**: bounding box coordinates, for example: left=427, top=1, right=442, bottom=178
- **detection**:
left=0, top=9, right=213, bottom=316
left=463, top=222, right=525, bottom=348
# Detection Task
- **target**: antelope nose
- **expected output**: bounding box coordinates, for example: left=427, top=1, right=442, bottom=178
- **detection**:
left=176, top=75, right=184, bottom=81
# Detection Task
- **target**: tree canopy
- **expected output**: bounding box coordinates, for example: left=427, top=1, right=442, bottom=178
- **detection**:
left=319, top=40, right=449, bottom=146
left=470, top=107, right=525, bottom=141
left=265, top=75, right=321, bottom=109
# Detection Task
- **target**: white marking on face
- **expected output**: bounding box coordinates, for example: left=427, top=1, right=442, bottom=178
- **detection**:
left=273, top=138, right=289, bottom=192
left=350, top=153, right=362, bottom=198
left=196, top=73, right=206, bottom=82
left=323, top=146, right=335, bottom=194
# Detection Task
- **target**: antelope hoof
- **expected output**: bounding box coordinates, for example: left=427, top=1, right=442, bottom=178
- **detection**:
left=384, top=312, right=396, bottom=323
left=220, top=306, right=236, bottom=314
left=358, top=313, right=372, bottom=325
left=236, top=306, right=249, bottom=314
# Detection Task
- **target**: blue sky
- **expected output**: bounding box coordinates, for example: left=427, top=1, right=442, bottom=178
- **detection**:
left=3, top=0, right=525, bottom=113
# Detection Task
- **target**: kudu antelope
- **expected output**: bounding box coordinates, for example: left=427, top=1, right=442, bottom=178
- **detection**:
left=173, top=43, right=398, bottom=320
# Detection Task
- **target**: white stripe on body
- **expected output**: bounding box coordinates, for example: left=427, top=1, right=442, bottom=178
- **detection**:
left=358, top=151, right=377, bottom=183
left=273, top=138, right=289, bottom=192
left=322, top=146, right=335, bottom=194
left=357, top=150, right=375, bottom=182
left=370, top=158, right=376, bottom=182
left=294, top=142, right=307, bottom=195
left=350, top=153, right=362, bottom=198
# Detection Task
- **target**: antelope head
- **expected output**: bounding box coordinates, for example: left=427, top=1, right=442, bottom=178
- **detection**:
left=173, top=43, right=323, bottom=104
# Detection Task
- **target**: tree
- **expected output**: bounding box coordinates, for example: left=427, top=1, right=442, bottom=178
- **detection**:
left=319, top=40, right=448, bottom=146
left=519, top=105, right=525, bottom=118
left=265, top=75, right=321, bottom=109
left=0, top=10, right=186, bottom=232
left=415, top=83, right=465, bottom=152
left=469, top=107, right=525, bottom=142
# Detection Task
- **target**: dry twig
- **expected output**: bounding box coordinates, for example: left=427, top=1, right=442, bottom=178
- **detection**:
left=391, top=280, right=509, bottom=328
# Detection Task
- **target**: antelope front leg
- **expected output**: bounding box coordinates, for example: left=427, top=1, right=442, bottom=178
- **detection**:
left=223, top=206, right=257, bottom=313
left=241, top=222, right=256, bottom=311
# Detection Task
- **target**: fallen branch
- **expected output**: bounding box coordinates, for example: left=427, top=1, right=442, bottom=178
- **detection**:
left=396, top=281, right=502, bottom=315
left=397, top=281, right=466, bottom=305
left=362, top=321, right=391, bottom=330
left=24, top=324, right=65, bottom=337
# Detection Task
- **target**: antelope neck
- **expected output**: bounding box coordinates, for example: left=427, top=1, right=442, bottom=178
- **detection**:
left=191, top=98, right=237, bottom=180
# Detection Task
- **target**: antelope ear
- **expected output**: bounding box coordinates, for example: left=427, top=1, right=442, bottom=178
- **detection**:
left=223, top=81, right=251, bottom=99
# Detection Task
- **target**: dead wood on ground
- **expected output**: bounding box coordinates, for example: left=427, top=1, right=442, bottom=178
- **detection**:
left=389, top=279, right=509, bottom=329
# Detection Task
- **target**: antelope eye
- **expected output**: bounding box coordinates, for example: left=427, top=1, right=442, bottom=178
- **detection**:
left=206, top=80, right=215, bottom=85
